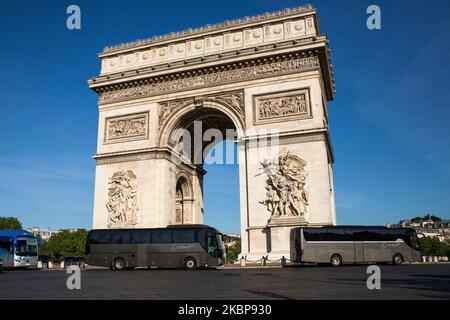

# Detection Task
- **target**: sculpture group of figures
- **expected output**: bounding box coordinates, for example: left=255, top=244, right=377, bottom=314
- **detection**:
left=106, top=170, right=139, bottom=228
left=258, top=94, right=307, bottom=120
left=108, top=117, right=146, bottom=140
left=260, top=150, right=309, bottom=218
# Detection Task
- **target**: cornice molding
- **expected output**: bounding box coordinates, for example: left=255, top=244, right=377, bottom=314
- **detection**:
left=89, top=36, right=326, bottom=86
left=101, top=4, right=316, bottom=55
left=92, top=51, right=336, bottom=105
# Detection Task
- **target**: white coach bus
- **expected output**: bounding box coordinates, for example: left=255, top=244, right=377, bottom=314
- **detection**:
left=290, top=226, right=422, bottom=267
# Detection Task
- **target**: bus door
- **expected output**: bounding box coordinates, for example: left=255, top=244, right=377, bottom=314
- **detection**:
left=354, top=241, right=365, bottom=263
left=137, top=244, right=148, bottom=268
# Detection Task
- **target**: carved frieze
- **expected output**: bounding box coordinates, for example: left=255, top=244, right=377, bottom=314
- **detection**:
left=254, top=89, right=311, bottom=124
left=105, top=113, right=149, bottom=144
left=99, top=56, right=319, bottom=104
left=107, top=170, right=139, bottom=228
left=158, top=90, right=245, bottom=128
left=259, top=149, right=309, bottom=218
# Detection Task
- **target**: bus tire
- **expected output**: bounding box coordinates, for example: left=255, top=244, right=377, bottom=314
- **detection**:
left=112, top=258, right=127, bottom=271
left=330, top=254, right=343, bottom=267
left=183, top=257, right=197, bottom=270
left=393, top=254, right=403, bottom=266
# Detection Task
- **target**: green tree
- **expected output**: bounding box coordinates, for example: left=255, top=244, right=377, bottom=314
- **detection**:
left=40, top=229, right=89, bottom=262
left=225, top=239, right=241, bottom=263
left=419, top=237, right=450, bottom=257
left=0, top=217, right=23, bottom=230
left=411, top=214, right=442, bottom=223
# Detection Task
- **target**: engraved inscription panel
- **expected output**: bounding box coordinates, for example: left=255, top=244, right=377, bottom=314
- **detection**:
left=254, top=89, right=311, bottom=124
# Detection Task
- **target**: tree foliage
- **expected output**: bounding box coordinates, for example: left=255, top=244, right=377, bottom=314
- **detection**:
left=411, top=214, right=442, bottom=223
left=419, top=237, right=450, bottom=257
left=40, top=229, right=88, bottom=262
left=0, top=217, right=23, bottom=230
left=226, top=239, right=241, bottom=263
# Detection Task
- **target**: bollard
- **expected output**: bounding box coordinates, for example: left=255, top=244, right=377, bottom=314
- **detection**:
left=261, top=256, right=266, bottom=267
left=422, top=256, right=427, bottom=263
left=427, top=256, right=433, bottom=263
left=60, top=261, right=65, bottom=269
left=48, top=261, right=53, bottom=269
left=433, top=256, right=438, bottom=263
left=281, top=256, right=287, bottom=268
left=240, top=257, right=246, bottom=267
left=37, top=261, right=43, bottom=269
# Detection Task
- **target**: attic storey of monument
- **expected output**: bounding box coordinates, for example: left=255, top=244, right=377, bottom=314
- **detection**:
left=88, top=4, right=336, bottom=259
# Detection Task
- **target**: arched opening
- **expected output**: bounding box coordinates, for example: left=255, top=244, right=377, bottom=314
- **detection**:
left=203, top=141, right=240, bottom=235
left=161, top=102, right=243, bottom=238
left=175, top=175, right=193, bottom=224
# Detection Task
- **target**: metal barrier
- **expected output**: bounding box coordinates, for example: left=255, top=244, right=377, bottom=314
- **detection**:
left=235, top=256, right=292, bottom=267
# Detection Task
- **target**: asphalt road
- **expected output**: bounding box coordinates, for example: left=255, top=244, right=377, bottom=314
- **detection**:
left=1, top=264, right=449, bottom=300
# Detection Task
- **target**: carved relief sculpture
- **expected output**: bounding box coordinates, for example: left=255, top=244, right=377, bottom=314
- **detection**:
left=159, top=100, right=190, bottom=127
left=255, top=89, right=311, bottom=124
left=259, top=150, right=309, bottom=217
left=99, top=56, right=320, bottom=104
left=106, top=170, right=139, bottom=228
left=215, top=91, right=245, bottom=119
left=105, top=113, right=148, bottom=143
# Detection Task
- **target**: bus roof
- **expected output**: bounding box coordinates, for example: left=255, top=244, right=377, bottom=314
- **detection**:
left=0, top=230, right=35, bottom=238
left=89, top=225, right=221, bottom=234
left=300, top=226, right=416, bottom=232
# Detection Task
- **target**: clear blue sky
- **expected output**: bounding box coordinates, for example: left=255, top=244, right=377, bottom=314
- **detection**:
left=1, top=0, right=449, bottom=234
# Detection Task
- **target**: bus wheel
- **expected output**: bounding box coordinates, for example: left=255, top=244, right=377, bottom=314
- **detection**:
left=330, top=255, right=343, bottom=267
left=183, top=257, right=197, bottom=270
left=393, top=254, right=403, bottom=266
left=112, top=258, right=126, bottom=271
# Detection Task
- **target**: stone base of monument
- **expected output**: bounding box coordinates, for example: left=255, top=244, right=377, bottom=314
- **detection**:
left=238, top=217, right=309, bottom=263
left=268, top=217, right=308, bottom=261
left=267, top=216, right=308, bottom=227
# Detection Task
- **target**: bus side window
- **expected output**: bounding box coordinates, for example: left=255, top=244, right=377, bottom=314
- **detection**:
left=111, top=231, right=131, bottom=244
left=90, top=231, right=111, bottom=244
left=131, top=230, right=151, bottom=243
left=173, top=230, right=195, bottom=243
left=152, top=230, right=172, bottom=243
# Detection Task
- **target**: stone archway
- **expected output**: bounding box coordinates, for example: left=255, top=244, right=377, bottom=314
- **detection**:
left=162, top=100, right=242, bottom=230
left=89, top=5, right=337, bottom=259
left=175, top=175, right=193, bottom=224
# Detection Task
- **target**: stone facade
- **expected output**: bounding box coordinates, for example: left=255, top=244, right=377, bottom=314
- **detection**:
left=89, top=4, right=336, bottom=260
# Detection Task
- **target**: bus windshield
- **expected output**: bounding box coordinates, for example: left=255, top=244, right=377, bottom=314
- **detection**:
left=0, top=236, right=13, bottom=254
left=207, top=232, right=225, bottom=258
left=15, top=237, right=39, bottom=257
left=409, top=234, right=420, bottom=251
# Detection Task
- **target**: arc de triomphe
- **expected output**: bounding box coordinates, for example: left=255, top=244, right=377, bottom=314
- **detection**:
left=88, top=4, right=336, bottom=259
